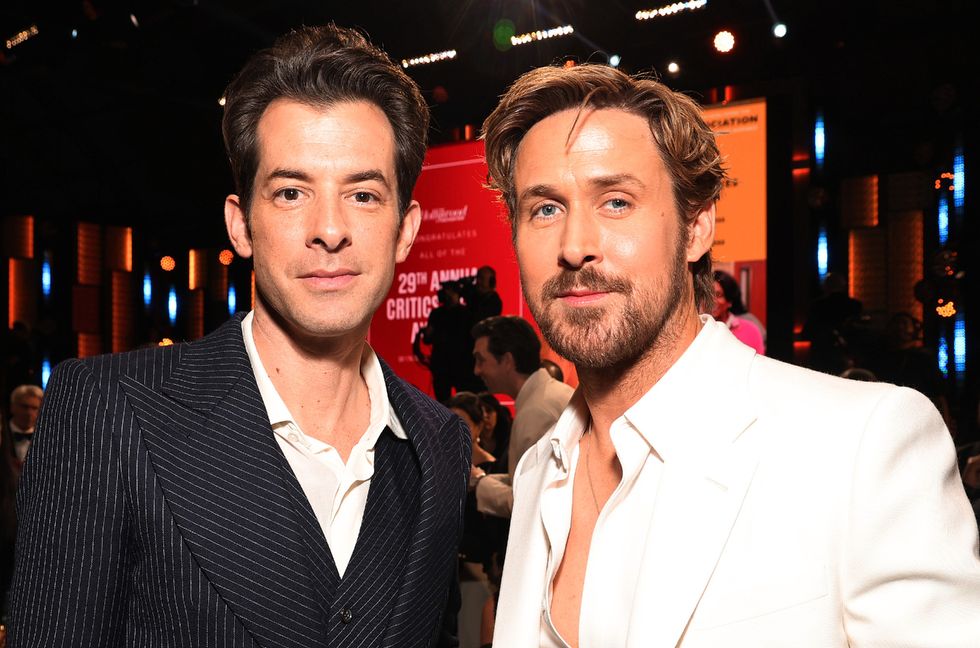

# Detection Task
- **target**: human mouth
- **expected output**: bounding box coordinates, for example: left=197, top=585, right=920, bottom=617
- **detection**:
left=299, top=268, right=359, bottom=289
left=556, top=289, right=610, bottom=306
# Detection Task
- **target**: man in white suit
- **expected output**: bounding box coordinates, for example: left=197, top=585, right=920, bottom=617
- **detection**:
left=480, top=63, right=980, bottom=647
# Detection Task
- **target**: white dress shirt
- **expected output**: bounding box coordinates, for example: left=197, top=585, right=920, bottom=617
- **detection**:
left=241, top=311, right=407, bottom=577
left=537, top=390, right=664, bottom=648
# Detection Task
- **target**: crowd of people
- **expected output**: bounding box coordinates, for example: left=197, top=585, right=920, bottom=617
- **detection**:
left=1, top=21, right=979, bottom=648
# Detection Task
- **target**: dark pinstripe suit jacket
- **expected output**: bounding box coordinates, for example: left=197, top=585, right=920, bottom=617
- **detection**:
left=8, top=315, right=470, bottom=647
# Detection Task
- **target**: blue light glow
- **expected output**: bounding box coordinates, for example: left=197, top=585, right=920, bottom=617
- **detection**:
left=143, top=272, right=152, bottom=307
left=937, top=192, right=949, bottom=245
left=937, top=335, right=949, bottom=378
left=814, top=113, right=825, bottom=170
left=228, top=285, right=237, bottom=316
left=953, top=316, right=966, bottom=376
left=168, top=287, right=178, bottom=325
left=817, top=225, right=828, bottom=281
left=953, top=147, right=964, bottom=212
left=41, top=358, right=52, bottom=389
left=41, top=256, right=52, bottom=298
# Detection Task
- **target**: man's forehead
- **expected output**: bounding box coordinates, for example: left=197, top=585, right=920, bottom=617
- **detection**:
left=253, top=98, right=397, bottom=176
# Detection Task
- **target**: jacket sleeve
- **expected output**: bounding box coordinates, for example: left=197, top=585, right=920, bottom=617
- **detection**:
left=8, top=359, right=130, bottom=647
left=842, top=386, right=980, bottom=646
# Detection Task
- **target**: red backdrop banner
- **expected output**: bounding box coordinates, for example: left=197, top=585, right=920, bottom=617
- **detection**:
left=368, top=140, right=519, bottom=395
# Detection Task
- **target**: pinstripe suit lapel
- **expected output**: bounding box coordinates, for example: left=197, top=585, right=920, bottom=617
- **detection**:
left=121, top=316, right=335, bottom=647
left=379, top=360, right=469, bottom=647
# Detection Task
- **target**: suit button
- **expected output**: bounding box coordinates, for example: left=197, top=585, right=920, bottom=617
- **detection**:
left=340, top=608, right=353, bottom=624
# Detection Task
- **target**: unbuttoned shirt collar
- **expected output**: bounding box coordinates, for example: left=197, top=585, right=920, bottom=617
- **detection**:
left=241, top=311, right=407, bottom=462
left=547, top=314, right=720, bottom=471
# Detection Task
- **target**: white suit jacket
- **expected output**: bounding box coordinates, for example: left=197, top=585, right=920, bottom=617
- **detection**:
left=494, top=319, right=980, bottom=647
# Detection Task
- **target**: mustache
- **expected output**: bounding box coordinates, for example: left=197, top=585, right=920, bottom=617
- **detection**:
left=542, top=266, right=632, bottom=300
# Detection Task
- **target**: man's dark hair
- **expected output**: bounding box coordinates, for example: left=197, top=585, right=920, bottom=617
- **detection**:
left=221, top=24, right=429, bottom=220
left=471, top=315, right=541, bottom=376
left=481, top=63, right=726, bottom=311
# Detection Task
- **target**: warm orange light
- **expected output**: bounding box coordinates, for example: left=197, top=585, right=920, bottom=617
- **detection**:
left=563, top=59, right=577, bottom=68
left=936, top=301, right=956, bottom=318
left=158, top=337, right=174, bottom=346
left=160, top=256, right=176, bottom=272
left=218, top=249, right=234, bottom=266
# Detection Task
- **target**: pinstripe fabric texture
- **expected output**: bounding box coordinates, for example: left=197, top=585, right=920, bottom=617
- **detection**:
left=9, top=314, right=470, bottom=648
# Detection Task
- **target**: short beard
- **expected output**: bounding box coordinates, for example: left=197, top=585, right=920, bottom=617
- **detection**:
left=523, top=237, right=689, bottom=372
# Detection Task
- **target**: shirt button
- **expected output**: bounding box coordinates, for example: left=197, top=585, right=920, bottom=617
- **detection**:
left=340, top=608, right=353, bottom=624
left=287, top=432, right=299, bottom=443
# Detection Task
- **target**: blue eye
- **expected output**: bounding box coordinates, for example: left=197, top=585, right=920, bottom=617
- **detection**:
left=532, top=203, right=560, bottom=220
left=607, top=198, right=629, bottom=210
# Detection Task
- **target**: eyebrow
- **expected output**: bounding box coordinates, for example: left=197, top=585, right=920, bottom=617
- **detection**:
left=262, top=167, right=392, bottom=189
left=517, top=174, right=647, bottom=204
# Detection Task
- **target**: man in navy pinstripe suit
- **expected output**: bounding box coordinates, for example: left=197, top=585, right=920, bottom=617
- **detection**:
left=8, top=24, right=470, bottom=648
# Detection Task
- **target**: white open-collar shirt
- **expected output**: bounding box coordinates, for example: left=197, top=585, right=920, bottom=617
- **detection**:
left=241, top=311, right=407, bottom=577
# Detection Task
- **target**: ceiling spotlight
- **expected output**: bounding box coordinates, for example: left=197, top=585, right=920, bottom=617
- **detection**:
left=773, top=23, right=787, bottom=38
left=713, top=30, right=735, bottom=53
left=218, top=96, right=226, bottom=107
left=609, top=54, right=622, bottom=67
left=667, top=61, right=680, bottom=74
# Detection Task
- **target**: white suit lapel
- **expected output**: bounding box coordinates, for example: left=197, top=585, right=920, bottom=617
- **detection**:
left=624, top=321, right=761, bottom=647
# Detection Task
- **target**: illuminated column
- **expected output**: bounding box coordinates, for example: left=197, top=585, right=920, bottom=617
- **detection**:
left=74, top=222, right=103, bottom=358
left=3, top=215, right=36, bottom=329
left=187, top=249, right=207, bottom=339
left=107, top=226, right=134, bottom=352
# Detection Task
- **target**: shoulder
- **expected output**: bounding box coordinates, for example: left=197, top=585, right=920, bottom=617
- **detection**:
left=380, top=359, right=461, bottom=431
left=50, top=342, right=184, bottom=395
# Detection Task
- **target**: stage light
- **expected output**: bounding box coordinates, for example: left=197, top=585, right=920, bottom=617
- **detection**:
left=493, top=19, right=516, bottom=52
left=228, top=285, right=237, bottom=316
left=218, top=96, right=226, bottom=107
left=511, top=25, right=574, bottom=47
left=814, top=112, right=825, bottom=170
left=160, top=255, right=176, bottom=272
left=953, top=315, right=966, bottom=376
left=938, top=192, right=949, bottom=245
left=168, top=287, right=178, bottom=325
left=158, top=338, right=174, bottom=347
left=953, top=146, right=964, bottom=212
left=41, top=358, right=51, bottom=389
left=636, top=1, right=708, bottom=21
left=401, top=49, right=457, bottom=69
left=609, top=54, right=622, bottom=67
left=938, top=335, right=948, bottom=378
left=817, top=225, right=828, bottom=281
left=773, top=23, right=787, bottom=38
left=143, top=271, right=152, bottom=307
left=6, top=24, right=39, bottom=50
left=713, top=30, right=735, bottom=53
left=667, top=61, right=680, bottom=74
left=41, top=254, right=52, bottom=299
left=71, top=28, right=78, bottom=39
left=936, top=299, right=956, bottom=318
left=130, top=14, right=139, bottom=28
left=218, top=249, right=234, bottom=265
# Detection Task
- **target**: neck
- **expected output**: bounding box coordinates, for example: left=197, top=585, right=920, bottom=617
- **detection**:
left=578, top=306, right=701, bottom=439
left=250, top=305, right=371, bottom=454
left=509, top=371, right=531, bottom=399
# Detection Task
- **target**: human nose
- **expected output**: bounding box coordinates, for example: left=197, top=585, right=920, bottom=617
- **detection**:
left=558, top=207, right=602, bottom=269
left=307, top=197, right=351, bottom=252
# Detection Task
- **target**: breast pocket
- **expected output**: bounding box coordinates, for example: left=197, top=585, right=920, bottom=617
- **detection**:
left=689, top=562, right=828, bottom=630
